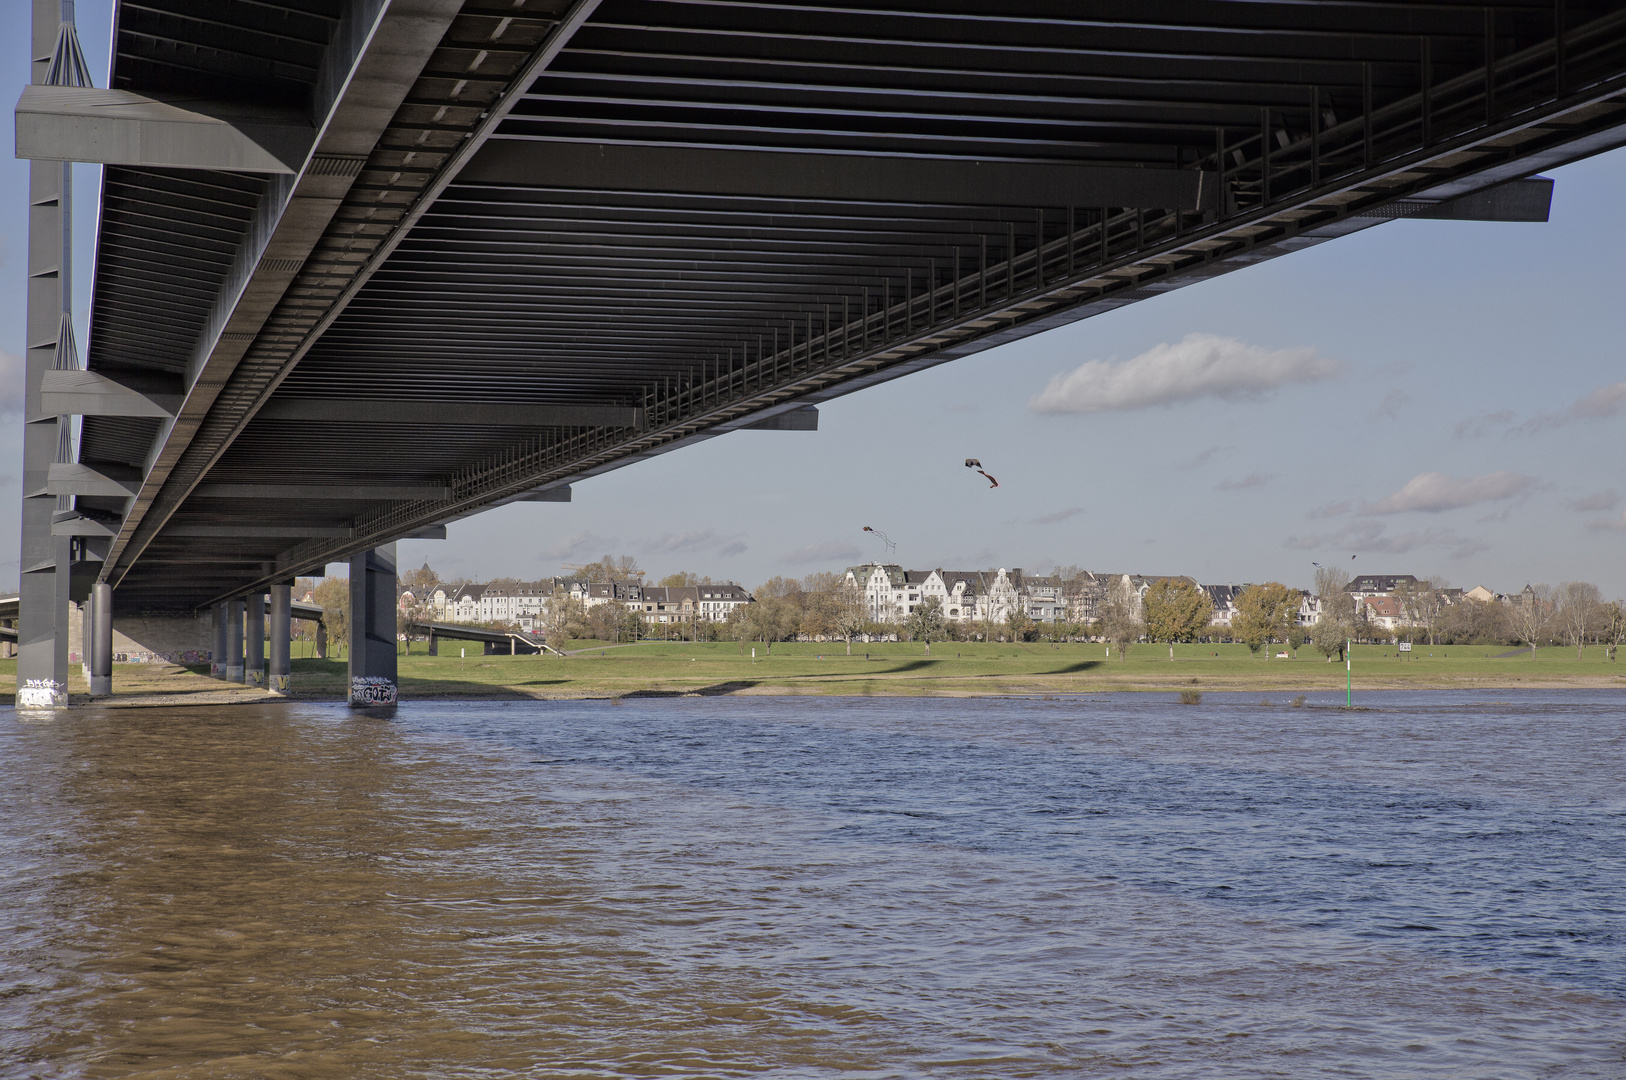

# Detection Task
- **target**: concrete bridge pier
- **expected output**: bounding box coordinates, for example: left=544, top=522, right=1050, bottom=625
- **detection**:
left=88, top=582, right=112, bottom=697
left=348, top=544, right=398, bottom=707
left=245, top=594, right=265, bottom=688
left=212, top=603, right=228, bottom=678
left=225, top=599, right=245, bottom=683
left=269, top=582, right=291, bottom=694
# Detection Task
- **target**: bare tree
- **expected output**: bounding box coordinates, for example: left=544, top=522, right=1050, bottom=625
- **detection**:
left=1601, top=600, right=1625, bottom=662
left=1556, top=581, right=1602, bottom=660
left=1097, top=576, right=1142, bottom=660
left=1311, top=565, right=1355, bottom=661
left=1508, top=583, right=1552, bottom=659
left=1313, top=565, right=1354, bottom=624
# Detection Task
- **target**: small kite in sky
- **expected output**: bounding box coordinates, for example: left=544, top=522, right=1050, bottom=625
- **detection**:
left=964, top=458, right=999, bottom=488
left=863, top=525, right=896, bottom=553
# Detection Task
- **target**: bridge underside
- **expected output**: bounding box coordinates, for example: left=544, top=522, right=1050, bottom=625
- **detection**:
left=43, top=0, right=1626, bottom=613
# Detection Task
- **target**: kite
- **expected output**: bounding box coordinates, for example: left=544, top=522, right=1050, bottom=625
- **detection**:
left=964, top=458, right=999, bottom=488
left=863, top=525, right=896, bottom=554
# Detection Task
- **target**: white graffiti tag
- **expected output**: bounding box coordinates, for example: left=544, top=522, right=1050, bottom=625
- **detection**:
left=349, top=676, right=397, bottom=706
left=18, top=678, right=67, bottom=709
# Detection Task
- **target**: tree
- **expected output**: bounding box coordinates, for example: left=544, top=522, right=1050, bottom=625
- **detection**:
left=1556, top=581, right=1602, bottom=660
left=312, top=576, right=349, bottom=658
left=799, top=571, right=854, bottom=645
left=659, top=571, right=714, bottom=588
left=1601, top=600, right=1625, bottom=662
left=587, top=602, right=640, bottom=644
left=1143, top=578, right=1213, bottom=656
left=904, top=596, right=946, bottom=652
left=1311, top=616, right=1349, bottom=662
left=831, top=580, right=867, bottom=655
left=541, top=595, right=585, bottom=654
left=1508, top=584, right=1552, bottom=658
left=1393, top=576, right=1449, bottom=645
left=1233, top=582, right=1300, bottom=658
left=574, top=555, right=642, bottom=583
left=1310, top=565, right=1354, bottom=661
left=1313, top=566, right=1354, bottom=623
left=1096, top=576, right=1142, bottom=660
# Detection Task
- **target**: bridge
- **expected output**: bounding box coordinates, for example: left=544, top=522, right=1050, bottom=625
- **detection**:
left=405, top=620, right=560, bottom=656
left=15, top=0, right=1626, bottom=706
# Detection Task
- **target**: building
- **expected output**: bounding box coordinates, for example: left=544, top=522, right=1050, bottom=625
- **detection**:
left=695, top=583, right=752, bottom=622
left=1202, top=584, right=1248, bottom=627
left=844, top=564, right=1070, bottom=624
left=1362, top=595, right=1405, bottom=631
left=1347, top=574, right=1419, bottom=605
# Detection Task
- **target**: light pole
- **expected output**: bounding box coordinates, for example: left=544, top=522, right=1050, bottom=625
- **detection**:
left=1346, top=638, right=1353, bottom=708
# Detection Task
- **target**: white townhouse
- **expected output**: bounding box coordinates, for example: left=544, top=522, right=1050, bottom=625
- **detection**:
left=1202, top=584, right=1246, bottom=627
left=845, top=564, right=1065, bottom=624
left=452, top=582, right=486, bottom=622
left=696, top=583, right=752, bottom=621
left=847, top=563, right=932, bottom=622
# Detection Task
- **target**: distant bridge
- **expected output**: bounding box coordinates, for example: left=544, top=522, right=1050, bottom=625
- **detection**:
left=17, top=0, right=1626, bottom=704
left=405, top=620, right=559, bottom=656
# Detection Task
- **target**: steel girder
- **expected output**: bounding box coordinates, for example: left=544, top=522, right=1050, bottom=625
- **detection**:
left=61, top=0, right=1626, bottom=611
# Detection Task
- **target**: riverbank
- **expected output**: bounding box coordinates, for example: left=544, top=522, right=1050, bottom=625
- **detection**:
left=4, top=641, right=1622, bottom=705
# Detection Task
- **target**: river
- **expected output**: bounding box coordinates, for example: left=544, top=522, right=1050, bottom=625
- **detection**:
left=1, top=690, right=1622, bottom=1077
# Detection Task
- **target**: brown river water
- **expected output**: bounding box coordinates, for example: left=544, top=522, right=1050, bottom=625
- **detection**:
left=1, top=691, right=1622, bottom=1078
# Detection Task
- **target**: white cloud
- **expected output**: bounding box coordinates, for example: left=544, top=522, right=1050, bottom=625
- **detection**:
left=1029, top=333, right=1340, bottom=414
left=1585, top=510, right=1626, bottom=533
left=1216, top=471, right=1274, bottom=491
left=780, top=541, right=861, bottom=566
left=1368, top=389, right=1410, bottom=421
left=641, top=529, right=748, bottom=559
left=1514, top=380, right=1626, bottom=434
left=1176, top=444, right=1231, bottom=471
left=0, top=350, right=23, bottom=416
left=1284, top=520, right=1488, bottom=559
left=1306, top=500, right=1351, bottom=519
left=1453, top=410, right=1515, bottom=438
left=540, top=531, right=618, bottom=561
left=1032, top=506, right=1085, bottom=525
left=1568, top=490, right=1621, bottom=513
left=1362, top=471, right=1537, bottom=515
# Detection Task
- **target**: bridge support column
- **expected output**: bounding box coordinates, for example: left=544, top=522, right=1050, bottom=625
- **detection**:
left=212, top=602, right=228, bottom=677
left=226, top=599, right=244, bottom=683
left=269, top=581, right=291, bottom=694
left=427, top=632, right=437, bottom=656
left=245, top=593, right=265, bottom=688
left=315, top=621, right=327, bottom=658
left=89, top=581, right=112, bottom=697
left=348, top=544, right=398, bottom=707
left=80, top=598, right=92, bottom=682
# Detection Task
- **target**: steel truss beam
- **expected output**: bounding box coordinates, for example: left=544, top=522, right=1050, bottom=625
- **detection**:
left=210, top=41, right=1626, bottom=605
left=462, top=140, right=1217, bottom=210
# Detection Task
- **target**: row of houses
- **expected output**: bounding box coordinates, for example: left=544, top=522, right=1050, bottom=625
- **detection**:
left=844, top=566, right=1531, bottom=632
left=846, top=564, right=1218, bottom=626
left=404, top=576, right=753, bottom=633
left=400, top=565, right=1534, bottom=636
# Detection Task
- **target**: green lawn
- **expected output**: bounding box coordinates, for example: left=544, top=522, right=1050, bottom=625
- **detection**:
left=4, top=640, right=1621, bottom=703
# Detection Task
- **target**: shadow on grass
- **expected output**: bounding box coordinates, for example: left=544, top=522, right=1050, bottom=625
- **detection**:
left=1043, top=660, right=1105, bottom=675
left=624, top=680, right=761, bottom=697
left=876, top=660, right=940, bottom=674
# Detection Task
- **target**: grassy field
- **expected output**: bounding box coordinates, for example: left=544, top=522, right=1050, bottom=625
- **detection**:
left=3, top=639, right=1623, bottom=704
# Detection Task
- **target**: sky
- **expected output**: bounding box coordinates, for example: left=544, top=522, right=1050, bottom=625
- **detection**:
left=2, top=2, right=1623, bottom=597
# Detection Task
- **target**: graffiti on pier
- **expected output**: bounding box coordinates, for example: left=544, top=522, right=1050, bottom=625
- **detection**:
left=350, top=676, right=397, bottom=706
left=17, top=679, right=66, bottom=709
